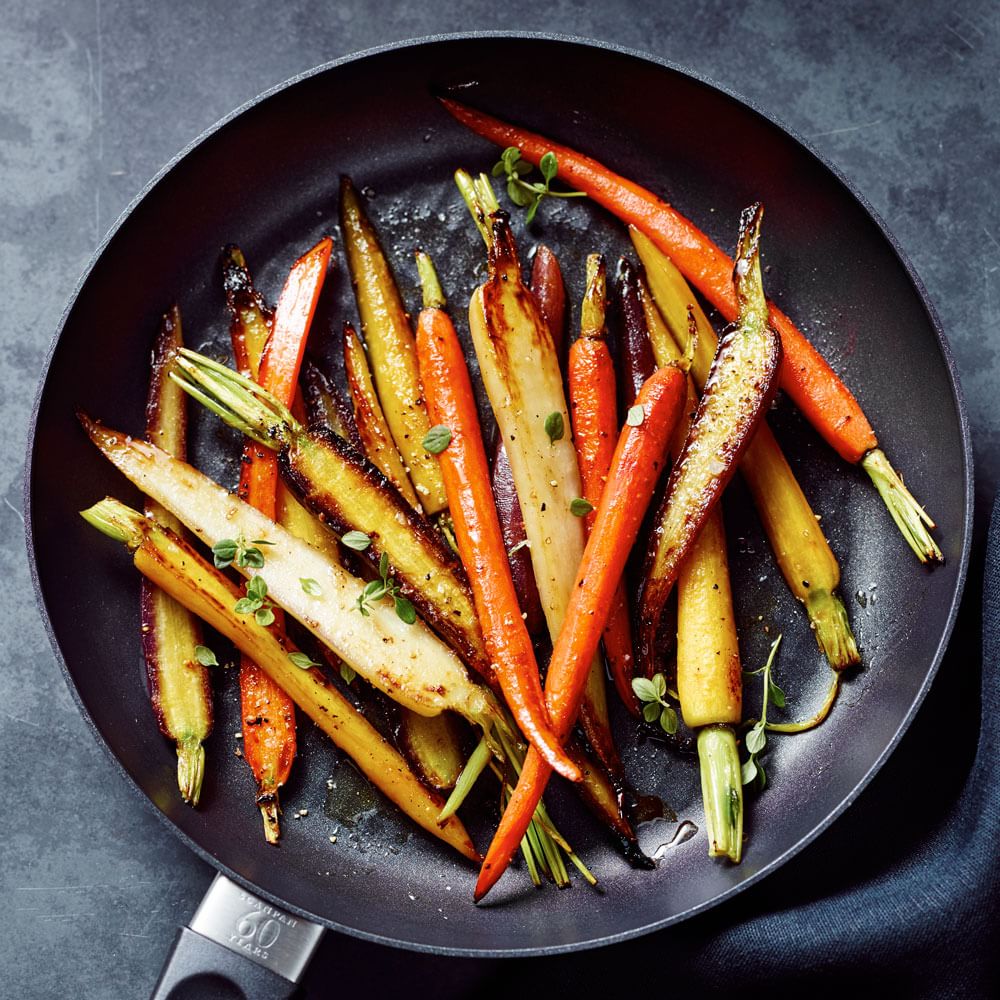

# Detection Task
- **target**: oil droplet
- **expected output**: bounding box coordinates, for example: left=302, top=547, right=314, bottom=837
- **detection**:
left=652, top=820, right=698, bottom=859
left=630, top=792, right=675, bottom=825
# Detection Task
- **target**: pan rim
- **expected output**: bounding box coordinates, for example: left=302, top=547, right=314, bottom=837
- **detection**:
left=23, top=30, right=974, bottom=957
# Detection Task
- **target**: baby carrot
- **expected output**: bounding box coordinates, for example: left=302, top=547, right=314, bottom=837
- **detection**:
left=567, top=254, right=641, bottom=716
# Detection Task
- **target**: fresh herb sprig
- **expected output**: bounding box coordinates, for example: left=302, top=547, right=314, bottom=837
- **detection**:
left=742, top=635, right=785, bottom=790
left=632, top=673, right=679, bottom=734
left=212, top=535, right=275, bottom=570
left=491, top=147, right=586, bottom=224
left=234, top=574, right=276, bottom=627
left=355, top=552, right=416, bottom=624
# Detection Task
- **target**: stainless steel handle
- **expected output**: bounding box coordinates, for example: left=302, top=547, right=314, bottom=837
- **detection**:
left=151, top=874, right=324, bottom=999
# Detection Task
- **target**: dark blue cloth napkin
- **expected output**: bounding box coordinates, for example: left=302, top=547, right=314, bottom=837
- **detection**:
left=303, top=501, right=1000, bottom=999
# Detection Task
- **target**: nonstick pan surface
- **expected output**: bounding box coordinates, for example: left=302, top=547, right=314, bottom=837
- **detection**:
left=26, top=34, right=972, bottom=955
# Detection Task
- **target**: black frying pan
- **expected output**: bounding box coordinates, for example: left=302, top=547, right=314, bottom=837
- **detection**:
left=25, top=31, right=972, bottom=975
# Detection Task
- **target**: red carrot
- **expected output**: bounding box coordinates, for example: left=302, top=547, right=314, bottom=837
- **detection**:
left=531, top=244, right=567, bottom=356
left=414, top=253, right=580, bottom=784
left=475, top=363, right=686, bottom=900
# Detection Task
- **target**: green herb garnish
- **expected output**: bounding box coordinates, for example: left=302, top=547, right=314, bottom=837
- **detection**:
left=212, top=535, right=273, bottom=570
left=288, top=651, right=320, bottom=670
left=233, top=574, right=276, bottom=627
left=632, top=673, right=679, bottom=734
left=300, top=578, right=322, bottom=597
left=341, top=530, right=371, bottom=551
left=544, top=411, right=564, bottom=443
left=339, top=663, right=357, bottom=685
left=423, top=425, right=452, bottom=455
left=491, top=147, right=586, bottom=224
left=570, top=497, right=594, bottom=517
left=741, top=635, right=784, bottom=790
left=194, top=645, right=218, bottom=667
left=355, top=551, right=414, bottom=624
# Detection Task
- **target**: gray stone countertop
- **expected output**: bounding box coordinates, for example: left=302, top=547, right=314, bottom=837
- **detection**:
left=4, top=1, right=998, bottom=996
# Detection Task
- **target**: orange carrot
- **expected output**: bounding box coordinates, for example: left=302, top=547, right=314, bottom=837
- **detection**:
left=228, top=237, right=332, bottom=841
left=567, top=255, right=640, bottom=716
left=414, top=271, right=580, bottom=784
left=475, top=363, right=686, bottom=900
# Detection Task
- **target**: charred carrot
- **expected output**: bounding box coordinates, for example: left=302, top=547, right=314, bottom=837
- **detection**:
left=340, top=176, right=448, bottom=514
left=475, top=363, right=686, bottom=899
left=567, top=255, right=640, bottom=717
left=636, top=207, right=782, bottom=680
left=301, top=359, right=363, bottom=452
left=633, top=232, right=860, bottom=672
left=343, top=321, right=422, bottom=510
left=414, top=252, right=579, bottom=783
left=227, top=236, right=331, bottom=842
left=141, top=305, right=212, bottom=805
left=440, top=97, right=943, bottom=564
left=659, top=318, right=744, bottom=860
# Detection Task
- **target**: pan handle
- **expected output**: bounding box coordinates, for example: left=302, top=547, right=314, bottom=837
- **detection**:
left=151, top=926, right=301, bottom=999
left=150, top=874, right=324, bottom=1000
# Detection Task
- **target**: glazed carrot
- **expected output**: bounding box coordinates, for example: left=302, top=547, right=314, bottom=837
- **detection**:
left=636, top=208, right=782, bottom=680
left=301, top=358, right=364, bottom=452
left=614, top=259, right=657, bottom=411
left=340, top=176, right=449, bottom=514
left=567, top=255, right=640, bottom=716
left=227, top=237, right=332, bottom=842
left=476, top=364, right=686, bottom=900
left=414, top=254, right=579, bottom=783
left=457, top=171, right=621, bottom=789
left=343, top=321, right=422, bottom=510
left=440, top=98, right=943, bottom=564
